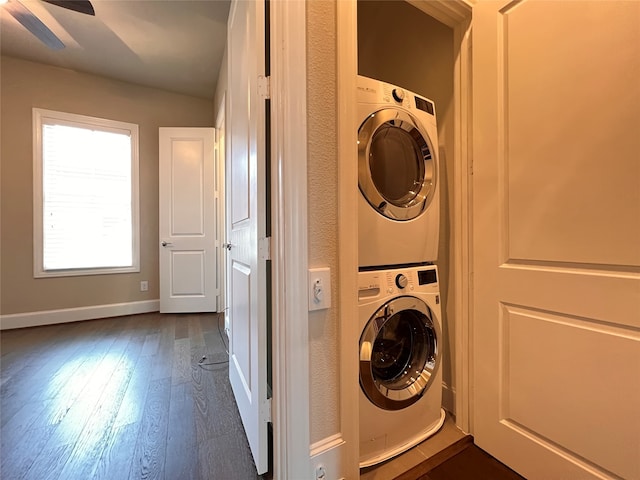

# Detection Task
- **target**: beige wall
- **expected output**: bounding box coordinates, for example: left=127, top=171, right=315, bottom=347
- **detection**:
left=357, top=1, right=457, bottom=410
left=0, top=56, right=214, bottom=316
left=307, top=1, right=340, bottom=444
left=214, top=47, right=228, bottom=117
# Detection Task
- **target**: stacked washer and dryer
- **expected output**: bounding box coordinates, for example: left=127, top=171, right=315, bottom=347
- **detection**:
left=356, top=75, right=445, bottom=468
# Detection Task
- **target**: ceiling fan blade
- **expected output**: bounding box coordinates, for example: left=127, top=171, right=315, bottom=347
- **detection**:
left=41, top=0, right=95, bottom=16
left=5, top=0, right=65, bottom=49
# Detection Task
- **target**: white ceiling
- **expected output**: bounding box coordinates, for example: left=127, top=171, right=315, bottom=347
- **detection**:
left=0, top=0, right=230, bottom=99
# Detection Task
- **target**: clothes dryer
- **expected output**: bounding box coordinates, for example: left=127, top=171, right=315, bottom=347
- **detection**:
left=357, top=75, right=440, bottom=268
left=359, top=264, right=445, bottom=467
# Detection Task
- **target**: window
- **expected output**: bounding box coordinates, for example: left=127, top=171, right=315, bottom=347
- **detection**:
left=33, top=108, right=140, bottom=277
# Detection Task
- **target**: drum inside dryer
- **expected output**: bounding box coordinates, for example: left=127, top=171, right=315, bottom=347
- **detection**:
left=359, top=295, right=441, bottom=411
left=358, top=109, right=436, bottom=221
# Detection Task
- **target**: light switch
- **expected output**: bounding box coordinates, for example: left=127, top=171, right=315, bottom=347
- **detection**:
left=308, top=267, right=331, bottom=311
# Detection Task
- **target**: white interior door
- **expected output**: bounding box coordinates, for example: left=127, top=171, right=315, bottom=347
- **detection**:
left=472, top=2, right=640, bottom=479
left=226, top=0, right=269, bottom=474
left=159, top=127, right=217, bottom=313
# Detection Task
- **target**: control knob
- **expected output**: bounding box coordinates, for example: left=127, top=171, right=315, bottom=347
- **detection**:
left=392, top=88, right=405, bottom=103
left=395, top=274, right=408, bottom=289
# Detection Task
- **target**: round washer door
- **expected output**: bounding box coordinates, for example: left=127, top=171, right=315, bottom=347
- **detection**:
left=358, top=108, right=436, bottom=221
left=359, top=296, right=441, bottom=411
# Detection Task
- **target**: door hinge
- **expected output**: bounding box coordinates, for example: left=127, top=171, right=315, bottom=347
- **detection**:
left=258, top=75, right=271, bottom=100
left=263, top=397, right=272, bottom=423
left=259, top=236, right=271, bottom=261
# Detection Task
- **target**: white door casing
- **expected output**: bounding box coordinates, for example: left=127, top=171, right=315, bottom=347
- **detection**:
left=216, top=95, right=227, bottom=318
left=227, top=0, right=269, bottom=474
left=472, top=2, right=640, bottom=479
left=159, top=127, right=217, bottom=313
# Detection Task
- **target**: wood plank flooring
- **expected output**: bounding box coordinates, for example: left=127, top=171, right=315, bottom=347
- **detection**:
left=0, top=312, right=262, bottom=480
left=394, top=436, right=525, bottom=480
left=417, top=443, right=525, bottom=480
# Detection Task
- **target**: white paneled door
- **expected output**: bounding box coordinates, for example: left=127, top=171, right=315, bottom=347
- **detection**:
left=159, top=127, right=217, bottom=313
left=226, top=0, right=269, bottom=474
left=472, top=1, right=640, bottom=479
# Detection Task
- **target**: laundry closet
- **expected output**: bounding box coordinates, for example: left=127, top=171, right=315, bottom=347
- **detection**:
left=353, top=1, right=640, bottom=479
left=358, top=0, right=456, bottom=408
left=355, top=0, right=458, bottom=466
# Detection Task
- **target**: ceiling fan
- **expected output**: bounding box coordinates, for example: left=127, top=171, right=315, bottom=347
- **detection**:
left=2, top=0, right=95, bottom=50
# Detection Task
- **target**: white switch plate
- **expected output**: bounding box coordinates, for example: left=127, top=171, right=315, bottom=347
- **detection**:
left=308, top=267, right=331, bottom=311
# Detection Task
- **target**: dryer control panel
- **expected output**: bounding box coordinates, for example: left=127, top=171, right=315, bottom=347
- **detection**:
left=357, top=75, right=437, bottom=120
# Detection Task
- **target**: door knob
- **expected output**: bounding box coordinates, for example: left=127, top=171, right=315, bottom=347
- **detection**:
left=161, top=241, right=173, bottom=247
left=223, top=242, right=234, bottom=251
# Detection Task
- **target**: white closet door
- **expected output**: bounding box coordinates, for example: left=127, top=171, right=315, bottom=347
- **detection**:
left=472, top=1, right=640, bottom=479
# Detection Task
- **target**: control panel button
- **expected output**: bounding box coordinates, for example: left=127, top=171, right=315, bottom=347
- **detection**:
left=395, top=274, right=408, bottom=289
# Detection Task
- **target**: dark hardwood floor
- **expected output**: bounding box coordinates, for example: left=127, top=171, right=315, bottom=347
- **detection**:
left=419, top=443, right=525, bottom=480
left=394, top=436, right=525, bottom=480
left=0, top=312, right=261, bottom=480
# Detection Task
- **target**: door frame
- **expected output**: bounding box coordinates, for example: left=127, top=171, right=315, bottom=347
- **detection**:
left=270, top=1, right=311, bottom=478
left=215, top=93, right=227, bottom=321
left=273, top=0, right=474, bottom=476
left=335, top=1, right=474, bottom=454
left=221, top=2, right=310, bottom=477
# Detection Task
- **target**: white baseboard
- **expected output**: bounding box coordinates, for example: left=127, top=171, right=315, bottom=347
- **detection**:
left=310, top=433, right=347, bottom=480
left=0, top=300, right=160, bottom=330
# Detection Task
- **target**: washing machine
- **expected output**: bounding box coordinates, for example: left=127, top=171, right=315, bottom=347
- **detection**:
left=357, top=75, right=440, bottom=268
left=359, top=264, right=445, bottom=468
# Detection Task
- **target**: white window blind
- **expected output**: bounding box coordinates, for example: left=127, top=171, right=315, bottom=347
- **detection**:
left=33, top=109, right=140, bottom=277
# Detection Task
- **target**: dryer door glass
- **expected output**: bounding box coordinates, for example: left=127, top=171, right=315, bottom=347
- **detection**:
left=358, top=108, right=436, bottom=221
left=360, top=296, right=440, bottom=411
left=370, top=124, right=424, bottom=207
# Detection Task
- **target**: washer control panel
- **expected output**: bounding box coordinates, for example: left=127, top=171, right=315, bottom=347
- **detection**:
left=358, top=265, right=439, bottom=301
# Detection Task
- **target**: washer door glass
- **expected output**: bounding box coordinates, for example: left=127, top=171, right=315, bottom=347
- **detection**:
left=358, top=108, right=435, bottom=221
left=360, top=296, right=440, bottom=411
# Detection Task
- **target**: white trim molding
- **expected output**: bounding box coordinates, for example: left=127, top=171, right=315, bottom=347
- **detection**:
left=215, top=94, right=227, bottom=318
left=32, top=108, right=140, bottom=279
left=407, top=0, right=474, bottom=26
left=0, top=300, right=159, bottom=330
left=310, top=434, right=347, bottom=480
left=269, top=0, right=311, bottom=478
left=336, top=1, right=360, bottom=479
